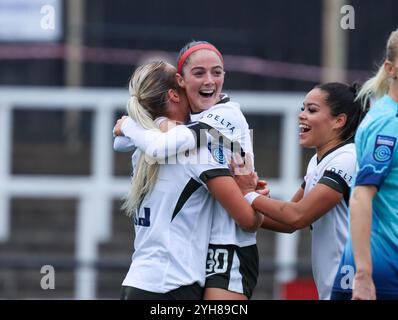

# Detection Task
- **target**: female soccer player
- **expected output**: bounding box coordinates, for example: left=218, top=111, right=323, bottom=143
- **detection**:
left=231, top=82, right=367, bottom=300
left=115, top=41, right=278, bottom=299
left=118, top=60, right=263, bottom=300
left=331, top=29, right=398, bottom=300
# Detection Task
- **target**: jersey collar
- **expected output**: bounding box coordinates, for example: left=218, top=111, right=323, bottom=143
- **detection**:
left=317, top=136, right=354, bottom=165
left=190, top=93, right=230, bottom=115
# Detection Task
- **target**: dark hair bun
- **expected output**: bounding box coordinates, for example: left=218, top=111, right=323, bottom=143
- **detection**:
left=349, top=82, right=360, bottom=96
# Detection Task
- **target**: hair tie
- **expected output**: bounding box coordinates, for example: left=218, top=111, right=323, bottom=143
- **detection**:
left=349, top=82, right=359, bottom=96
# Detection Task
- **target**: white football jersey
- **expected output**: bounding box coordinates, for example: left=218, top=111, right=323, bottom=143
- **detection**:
left=191, top=99, right=257, bottom=247
left=122, top=146, right=230, bottom=293
left=303, top=141, right=356, bottom=300
left=115, top=97, right=257, bottom=249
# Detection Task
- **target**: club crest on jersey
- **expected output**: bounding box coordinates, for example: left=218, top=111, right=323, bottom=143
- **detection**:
left=208, top=142, right=226, bottom=164
left=373, top=135, right=396, bottom=162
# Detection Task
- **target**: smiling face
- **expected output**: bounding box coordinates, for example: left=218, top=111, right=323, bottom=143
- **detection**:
left=176, top=49, right=225, bottom=113
left=299, top=88, right=345, bottom=158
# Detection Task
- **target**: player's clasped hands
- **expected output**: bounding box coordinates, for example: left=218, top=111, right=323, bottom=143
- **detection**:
left=230, top=154, right=270, bottom=197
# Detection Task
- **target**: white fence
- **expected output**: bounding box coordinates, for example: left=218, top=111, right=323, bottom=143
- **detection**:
left=0, top=87, right=305, bottom=299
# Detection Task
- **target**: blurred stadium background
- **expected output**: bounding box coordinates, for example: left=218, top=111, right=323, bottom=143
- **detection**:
left=0, top=0, right=396, bottom=299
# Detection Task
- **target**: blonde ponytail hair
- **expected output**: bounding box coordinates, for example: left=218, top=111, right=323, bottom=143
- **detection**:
left=357, top=29, right=398, bottom=108
left=121, top=61, right=177, bottom=217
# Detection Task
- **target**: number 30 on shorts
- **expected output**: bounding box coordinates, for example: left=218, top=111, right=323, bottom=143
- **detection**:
left=206, top=248, right=228, bottom=273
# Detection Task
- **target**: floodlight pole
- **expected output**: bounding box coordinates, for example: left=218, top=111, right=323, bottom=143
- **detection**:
left=321, top=0, right=349, bottom=83
left=65, top=0, right=85, bottom=152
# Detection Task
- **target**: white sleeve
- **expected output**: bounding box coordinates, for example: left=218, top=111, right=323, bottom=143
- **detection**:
left=188, top=145, right=231, bottom=190
left=199, top=103, right=244, bottom=135
left=317, top=148, right=356, bottom=201
left=322, top=150, right=356, bottom=187
left=199, top=103, right=253, bottom=154
left=121, top=117, right=196, bottom=160
left=113, top=136, right=135, bottom=152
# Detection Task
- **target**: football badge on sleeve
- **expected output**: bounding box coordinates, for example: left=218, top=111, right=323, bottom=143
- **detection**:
left=208, top=142, right=226, bottom=164
left=373, top=135, right=396, bottom=162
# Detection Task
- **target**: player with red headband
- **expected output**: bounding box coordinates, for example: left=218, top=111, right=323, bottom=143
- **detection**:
left=114, top=41, right=289, bottom=299
left=173, top=41, right=258, bottom=300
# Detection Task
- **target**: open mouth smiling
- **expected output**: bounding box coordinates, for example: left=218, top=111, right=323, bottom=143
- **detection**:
left=299, top=123, right=311, bottom=133
left=199, top=89, right=215, bottom=98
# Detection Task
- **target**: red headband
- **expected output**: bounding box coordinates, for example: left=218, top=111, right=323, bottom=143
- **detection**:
left=177, top=44, right=223, bottom=74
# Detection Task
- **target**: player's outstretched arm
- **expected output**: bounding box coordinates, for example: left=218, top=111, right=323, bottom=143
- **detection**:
left=114, top=116, right=197, bottom=160
left=251, top=184, right=342, bottom=230
left=232, top=165, right=342, bottom=230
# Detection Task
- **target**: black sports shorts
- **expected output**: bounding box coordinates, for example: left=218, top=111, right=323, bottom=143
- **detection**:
left=205, top=244, right=259, bottom=299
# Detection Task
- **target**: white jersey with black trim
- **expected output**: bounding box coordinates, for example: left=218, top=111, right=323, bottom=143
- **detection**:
left=303, top=141, right=356, bottom=300
left=122, top=146, right=231, bottom=293
left=114, top=97, right=256, bottom=247
left=191, top=100, right=256, bottom=247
